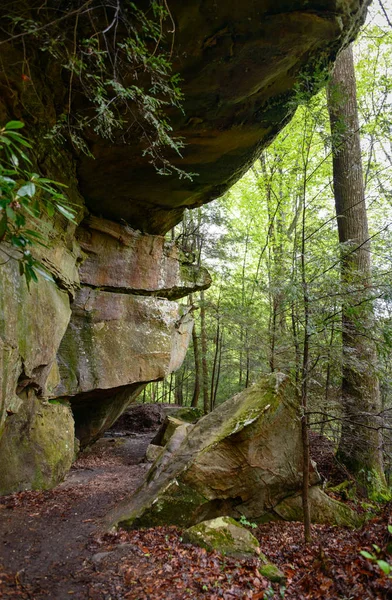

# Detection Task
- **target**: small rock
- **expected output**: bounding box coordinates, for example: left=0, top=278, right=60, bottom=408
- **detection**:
left=183, top=516, right=260, bottom=559
left=258, top=558, right=286, bottom=583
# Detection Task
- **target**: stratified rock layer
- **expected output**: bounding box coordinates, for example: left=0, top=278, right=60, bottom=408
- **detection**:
left=0, top=218, right=208, bottom=489
left=77, top=216, right=211, bottom=298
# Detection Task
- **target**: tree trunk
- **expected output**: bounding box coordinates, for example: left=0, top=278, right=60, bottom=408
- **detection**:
left=175, top=369, right=184, bottom=406
left=191, top=320, right=201, bottom=408
left=200, top=289, right=210, bottom=414
left=213, top=328, right=224, bottom=408
left=327, top=45, right=385, bottom=490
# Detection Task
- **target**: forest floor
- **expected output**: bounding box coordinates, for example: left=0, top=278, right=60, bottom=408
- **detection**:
left=0, top=417, right=392, bottom=599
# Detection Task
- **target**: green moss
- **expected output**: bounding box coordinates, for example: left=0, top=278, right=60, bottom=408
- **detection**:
left=165, top=406, right=203, bottom=423
left=184, top=517, right=260, bottom=558
left=119, top=480, right=208, bottom=529
left=0, top=395, right=74, bottom=495
left=365, top=470, right=392, bottom=503
left=259, top=562, right=286, bottom=584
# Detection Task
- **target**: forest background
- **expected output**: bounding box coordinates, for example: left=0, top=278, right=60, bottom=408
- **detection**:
left=141, top=1, right=392, bottom=489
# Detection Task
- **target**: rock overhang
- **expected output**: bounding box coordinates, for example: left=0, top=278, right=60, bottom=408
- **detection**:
left=76, top=0, right=371, bottom=233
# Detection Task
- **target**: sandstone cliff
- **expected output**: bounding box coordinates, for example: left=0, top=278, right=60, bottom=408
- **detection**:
left=0, top=0, right=370, bottom=493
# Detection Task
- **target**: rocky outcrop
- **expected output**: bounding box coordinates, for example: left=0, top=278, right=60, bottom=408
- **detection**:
left=77, top=216, right=211, bottom=298
left=0, top=259, right=72, bottom=439
left=105, top=374, right=359, bottom=530
left=0, top=391, right=75, bottom=495
left=77, top=1, right=371, bottom=233
left=0, top=1, right=370, bottom=493
left=0, top=217, right=208, bottom=489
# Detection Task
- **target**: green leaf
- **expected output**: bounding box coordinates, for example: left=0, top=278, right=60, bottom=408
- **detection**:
left=5, top=206, right=16, bottom=221
left=55, top=203, right=76, bottom=222
left=38, top=177, right=67, bottom=187
left=5, top=121, right=25, bottom=130
left=387, top=525, right=392, bottom=535
left=34, top=266, right=54, bottom=282
left=5, top=132, right=32, bottom=147
left=25, top=264, right=38, bottom=284
left=10, top=153, right=19, bottom=167
left=17, top=182, right=36, bottom=198
left=376, top=560, right=392, bottom=575
left=360, top=550, right=375, bottom=560
left=0, top=175, right=16, bottom=187
left=23, top=229, right=44, bottom=239
left=45, top=202, right=55, bottom=217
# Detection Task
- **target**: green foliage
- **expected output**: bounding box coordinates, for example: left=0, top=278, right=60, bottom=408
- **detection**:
left=239, top=515, right=257, bottom=529
left=3, top=1, right=191, bottom=179
left=360, top=525, right=392, bottom=577
left=0, top=121, right=76, bottom=287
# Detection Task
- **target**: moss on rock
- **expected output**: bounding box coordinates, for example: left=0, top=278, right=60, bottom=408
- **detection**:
left=183, top=516, right=260, bottom=558
left=258, top=560, right=286, bottom=584
left=0, top=391, right=75, bottom=495
left=164, top=406, right=203, bottom=423
left=273, top=486, right=364, bottom=528
left=120, top=480, right=208, bottom=530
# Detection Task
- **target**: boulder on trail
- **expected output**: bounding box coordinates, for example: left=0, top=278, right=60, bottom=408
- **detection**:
left=106, top=374, right=359, bottom=530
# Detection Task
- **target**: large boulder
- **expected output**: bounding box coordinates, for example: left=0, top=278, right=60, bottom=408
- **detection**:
left=106, top=373, right=358, bottom=530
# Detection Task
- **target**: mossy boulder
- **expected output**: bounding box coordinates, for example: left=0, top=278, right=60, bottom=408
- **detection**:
left=106, top=374, right=315, bottom=529
left=183, top=516, right=260, bottom=559
left=106, top=373, right=363, bottom=531
left=0, top=391, right=75, bottom=495
left=258, top=560, right=286, bottom=584
left=273, top=486, right=363, bottom=528
left=145, top=444, right=164, bottom=463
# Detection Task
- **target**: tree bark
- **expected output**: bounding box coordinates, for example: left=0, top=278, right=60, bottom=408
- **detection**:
left=200, top=289, right=210, bottom=414
left=327, top=45, right=385, bottom=489
left=191, top=321, right=201, bottom=408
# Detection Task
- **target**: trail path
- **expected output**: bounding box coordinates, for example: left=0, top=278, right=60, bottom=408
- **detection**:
left=1, top=426, right=391, bottom=599
left=0, top=433, right=153, bottom=599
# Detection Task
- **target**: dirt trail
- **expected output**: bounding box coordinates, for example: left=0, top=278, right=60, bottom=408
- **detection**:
left=0, top=433, right=154, bottom=599
left=1, top=424, right=392, bottom=599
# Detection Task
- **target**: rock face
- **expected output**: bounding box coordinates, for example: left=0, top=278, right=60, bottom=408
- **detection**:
left=0, top=1, right=369, bottom=492
left=106, top=374, right=358, bottom=529
left=76, top=1, right=371, bottom=233
left=0, top=218, right=208, bottom=488
left=0, top=391, right=75, bottom=495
